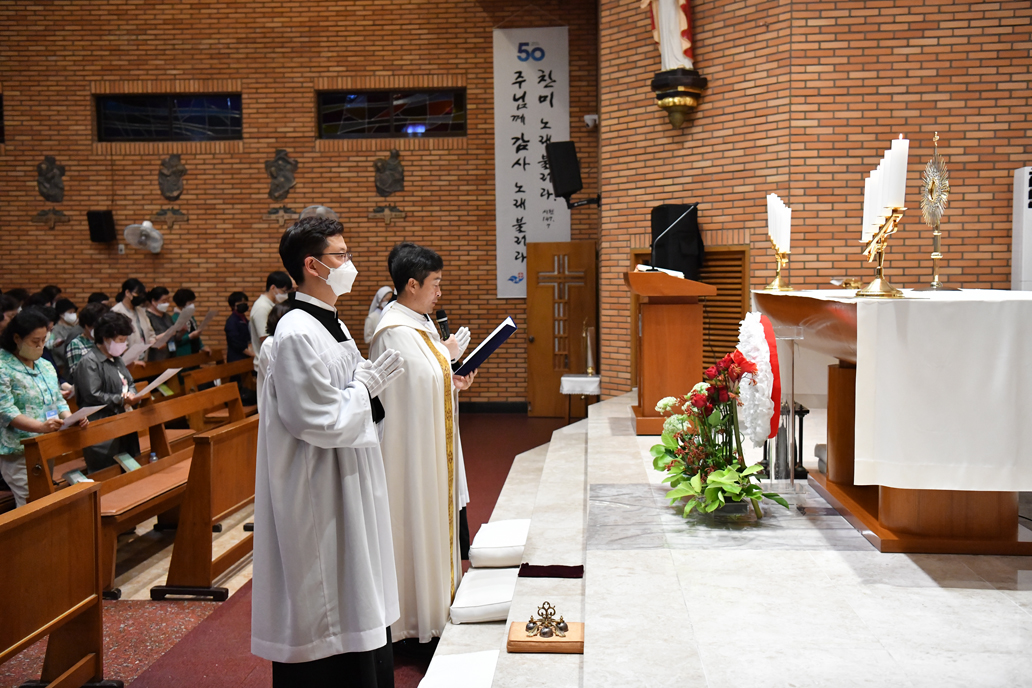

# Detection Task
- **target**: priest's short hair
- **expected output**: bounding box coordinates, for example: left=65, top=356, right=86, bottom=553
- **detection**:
left=388, top=243, right=443, bottom=293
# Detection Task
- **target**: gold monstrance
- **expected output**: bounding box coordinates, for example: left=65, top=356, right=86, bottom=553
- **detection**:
left=916, top=133, right=957, bottom=291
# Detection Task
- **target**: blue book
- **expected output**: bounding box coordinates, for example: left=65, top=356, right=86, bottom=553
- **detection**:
left=454, top=317, right=517, bottom=377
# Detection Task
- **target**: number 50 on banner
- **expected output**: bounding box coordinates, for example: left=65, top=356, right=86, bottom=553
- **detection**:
left=517, top=42, right=546, bottom=61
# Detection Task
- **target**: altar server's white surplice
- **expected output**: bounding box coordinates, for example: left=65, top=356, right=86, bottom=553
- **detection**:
left=251, top=303, right=399, bottom=663
left=370, top=302, right=468, bottom=642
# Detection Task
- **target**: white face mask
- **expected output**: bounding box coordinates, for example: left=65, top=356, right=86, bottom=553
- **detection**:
left=156, top=302, right=170, bottom=313
left=62, top=312, right=77, bottom=325
left=86, top=328, right=94, bottom=340
left=106, top=340, right=129, bottom=357
left=315, top=258, right=358, bottom=296
left=274, top=291, right=289, bottom=303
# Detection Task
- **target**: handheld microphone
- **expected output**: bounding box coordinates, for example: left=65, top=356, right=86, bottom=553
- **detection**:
left=435, top=309, right=451, bottom=339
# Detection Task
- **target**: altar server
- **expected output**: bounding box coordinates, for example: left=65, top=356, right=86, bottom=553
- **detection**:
left=370, top=242, right=474, bottom=644
left=251, top=215, right=404, bottom=688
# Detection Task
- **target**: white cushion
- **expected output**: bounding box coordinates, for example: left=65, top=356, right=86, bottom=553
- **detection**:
left=449, top=568, right=519, bottom=624
left=468, top=519, right=531, bottom=568
left=419, top=650, right=499, bottom=688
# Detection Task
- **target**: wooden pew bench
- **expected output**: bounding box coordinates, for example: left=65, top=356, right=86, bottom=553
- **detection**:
left=20, top=386, right=247, bottom=598
left=131, top=347, right=224, bottom=398
left=182, top=358, right=258, bottom=431
left=0, top=482, right=123, bottom=687
left=151, top=415, right=259, bottom=601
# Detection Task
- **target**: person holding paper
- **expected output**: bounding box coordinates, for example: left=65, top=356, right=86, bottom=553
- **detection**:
left=369, top=242, right=474, bottom=646
left=111, top=278, right=152, bottom=367
left=171, top=288, right=209, bottom=356
left=73, top=312, right=142, bottom=472
left=0, top=309, right=86, bottom=507
left=65, top=301, right=110, bottom=376
left=144, top=286, right=177, bottom=362
left=252, top=214, right=404, bottom=687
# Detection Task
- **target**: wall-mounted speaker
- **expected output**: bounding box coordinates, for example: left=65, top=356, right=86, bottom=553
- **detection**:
left=1013, top=167, right=1032, bottom=291
left=86, top=210, right=116, bottom=243
left=545, top=141, right=583, bottom=201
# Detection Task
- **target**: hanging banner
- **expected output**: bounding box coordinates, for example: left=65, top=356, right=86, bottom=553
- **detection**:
left=493, top=27, right=571, bottom=298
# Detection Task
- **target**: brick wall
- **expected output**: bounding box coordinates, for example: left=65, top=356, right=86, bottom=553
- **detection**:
left=0, top=0, right=599, bottom=404
left=599, top=0, right=1032, bottom=397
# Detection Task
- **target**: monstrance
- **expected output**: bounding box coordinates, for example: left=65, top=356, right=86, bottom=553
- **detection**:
left=916, top=133, right=958, bottom=291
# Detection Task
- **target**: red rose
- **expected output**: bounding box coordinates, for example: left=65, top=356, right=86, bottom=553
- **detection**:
left=704, top=366, right=719, bottom=380
left=690, top=394, right=706, bottom=409
left=718, top=388, right=729, bottom=403
left=719, top=353, right=734, bottom=370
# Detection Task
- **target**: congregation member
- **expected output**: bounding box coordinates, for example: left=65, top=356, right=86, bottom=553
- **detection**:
left=87, top=292, right=112, bottom=307
left=65, top=301, right=109, bottom=376
left=249, top=271, right=293, bottom=368
left=4, top=288, right=30, bottom=308
left=30, top=305, right=73, bottom=396
left=225, top=291, right=253, bottom=362
left=39, top=285, right=62, bottom=307
left=111, top=278, right=152, bottom=366
left=72, top=312, right=142, bottom=472
left=255, top=302, right=290, bottom=403
left=370, top=242, right=475, bottom=645
left=0, top=309, right=87, bottom=507
left=172, top=288, right=209, bottom=356
left=252, top=215, right=404, bottom=687
left=364, top=285, right=394, bottom=343
left=143, top=286, right=176, bottom=362
left=50, top=298, right=82, bottom=376
left=0, top=295, right=18, bottom=330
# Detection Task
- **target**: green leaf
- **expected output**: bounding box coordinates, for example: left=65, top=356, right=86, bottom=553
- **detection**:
left=741, top=464, right=764, bottom=477
left=722, top=483, right=742, bottom=495
left=662, top=474, right=679, bottom=484
left=690, top=474, right=703, bottom=492
left=661, top=433, right=678, bottom=450
left=666, top=486, right=692, bottom=500
left=683, top=500, right=697, bottom=516
left=707, top=411, right=723, bottom=427
left=650, top=445, right=668, bottom=458
left=702, top=499, right=720, bottom=513
left=762, top=493, right=790, bottom=509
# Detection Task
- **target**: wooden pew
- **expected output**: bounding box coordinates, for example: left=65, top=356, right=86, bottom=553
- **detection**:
left=22, top=386, right=244, bottom=503
left=131, top=347, right=224, bottom=397
left=151, top=415, right=259, bottom=601
left=20, top=386, right=246, bottom=598
left=0, top=482, right=124, bottom=687
left=181, top=358, right=258, bottom=431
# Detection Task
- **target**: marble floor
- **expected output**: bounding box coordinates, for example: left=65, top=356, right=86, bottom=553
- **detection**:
left=433, top=393, right=1032, bottom=688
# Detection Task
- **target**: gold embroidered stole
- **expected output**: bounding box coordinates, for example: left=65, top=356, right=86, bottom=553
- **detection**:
left=417, top=330, right=456, bottom=597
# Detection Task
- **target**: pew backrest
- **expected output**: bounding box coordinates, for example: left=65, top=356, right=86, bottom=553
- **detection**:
left=181, top=357, right=255, bottom=395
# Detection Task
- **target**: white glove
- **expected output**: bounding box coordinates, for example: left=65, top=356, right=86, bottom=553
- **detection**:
left=453, top=327, right=471, bottom=360
left=354, top=349, right=404, bottom=399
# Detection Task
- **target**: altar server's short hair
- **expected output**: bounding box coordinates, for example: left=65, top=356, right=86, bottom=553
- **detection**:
left=279, top=216, right=346, bottom=285
left=389, top=243, right=444, bottom=293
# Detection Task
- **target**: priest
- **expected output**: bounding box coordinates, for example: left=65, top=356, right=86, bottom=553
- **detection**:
left=252, top=214, right=405, bottom=687
left=370, top=242, right=474, bottom=645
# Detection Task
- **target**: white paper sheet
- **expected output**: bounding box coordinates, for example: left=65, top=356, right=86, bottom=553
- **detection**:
left=136, top=368, right=182, bottom=397
left=196, top=308, right=218, bottom=334
left=60, top=404, right=106, bottom=430
left=121, top=341, right=151, bottom=364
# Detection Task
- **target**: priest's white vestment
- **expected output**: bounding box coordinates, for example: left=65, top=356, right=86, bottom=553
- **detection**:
left=370, top=302, right=468, bottom=642
left=251, top=304, right=399, bottom=663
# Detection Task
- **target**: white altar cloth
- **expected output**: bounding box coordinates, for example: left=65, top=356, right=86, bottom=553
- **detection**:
left=770, top=289, right=1032, bottom=491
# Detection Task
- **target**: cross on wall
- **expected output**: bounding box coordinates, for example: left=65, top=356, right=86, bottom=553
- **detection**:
left=537, top=254, right=585, bottom=371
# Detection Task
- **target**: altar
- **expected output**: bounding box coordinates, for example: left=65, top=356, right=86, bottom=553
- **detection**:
left=755, top=288, right=1032, bottom=555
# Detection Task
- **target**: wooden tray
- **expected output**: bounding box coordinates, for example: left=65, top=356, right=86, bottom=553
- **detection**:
left=506, top=622, right=584, bottom=654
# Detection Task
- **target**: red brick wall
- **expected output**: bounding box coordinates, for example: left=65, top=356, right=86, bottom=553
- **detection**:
left=0, top=0, right=599, bottom=404
left=599, top=0, right=1032, bottom=397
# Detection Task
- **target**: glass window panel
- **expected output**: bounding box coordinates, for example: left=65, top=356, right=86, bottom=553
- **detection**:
left=319, top=90, right=465, bottom=139
left=97, top=93, right=242, bottom=142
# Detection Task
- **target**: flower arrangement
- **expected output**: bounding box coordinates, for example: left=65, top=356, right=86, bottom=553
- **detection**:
left=651, top=313, right=788, bottom=518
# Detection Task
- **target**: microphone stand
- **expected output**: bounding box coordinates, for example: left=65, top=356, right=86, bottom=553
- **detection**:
left=648, top=204, right=698, bottom=272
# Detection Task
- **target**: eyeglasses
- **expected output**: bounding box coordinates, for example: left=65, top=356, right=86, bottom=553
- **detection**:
left=317, top=251, right=353, bottom=262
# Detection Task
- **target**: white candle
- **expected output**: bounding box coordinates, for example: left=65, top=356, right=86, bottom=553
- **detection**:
left=782, top=205, right=791, bottom=253
left=886, top=135, right=909, bottom=209
left=862, top=175, right=874, bottom=241
left=767, top=194, right=775, bottom=247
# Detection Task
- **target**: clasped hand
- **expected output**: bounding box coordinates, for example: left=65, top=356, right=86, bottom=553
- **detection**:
left=443, top=327, right=471, bottom=362
left=354, top=349, right=405, bottom=399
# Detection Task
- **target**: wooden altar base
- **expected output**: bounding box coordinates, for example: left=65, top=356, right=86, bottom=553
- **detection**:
left=809, top=471, right=1032, bottom=555
left=631, top=405, right=666, bottom=436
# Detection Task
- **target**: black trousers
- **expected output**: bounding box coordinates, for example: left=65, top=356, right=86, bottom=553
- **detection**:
left=272, top=628, right=393, bottom=688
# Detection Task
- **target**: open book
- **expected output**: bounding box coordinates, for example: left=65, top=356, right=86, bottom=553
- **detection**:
left=454, top=317, right=517, bottom=377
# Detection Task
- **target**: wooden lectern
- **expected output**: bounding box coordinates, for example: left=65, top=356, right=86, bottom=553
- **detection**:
left=624, top=271, right=717, bottom=435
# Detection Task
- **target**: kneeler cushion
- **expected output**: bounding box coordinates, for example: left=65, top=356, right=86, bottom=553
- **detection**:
left=449, top=568, right=519, bottom=624
left=468, top=519, right=531, bottom=568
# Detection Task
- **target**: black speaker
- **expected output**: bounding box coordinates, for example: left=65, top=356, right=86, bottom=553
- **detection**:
left=86, top=210, right=116, bottom=243
left=545, top=141, right=583, bottom=200
left=651, top=204, right=705, bottom=280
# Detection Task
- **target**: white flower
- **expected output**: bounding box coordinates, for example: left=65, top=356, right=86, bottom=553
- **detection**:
left=736, top=311, right=776, bottom=447
left=655, top=396, right=678, bottom=413
left=663, top=414, right=687, bottom=436
left=690, top=382, right=711, bottom=396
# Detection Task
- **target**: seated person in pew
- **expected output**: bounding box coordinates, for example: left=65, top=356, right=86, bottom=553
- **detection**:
left=72, top=312, right=143, bottom=473
left=255, top=302, right=290, bottom=404
left=144, top=286, right=176, bottom=362
left=0, top=309, right=88, bottom=507
left=65, top=301, right=110, bottom=377
left=172, top=288, right=210, bottom=357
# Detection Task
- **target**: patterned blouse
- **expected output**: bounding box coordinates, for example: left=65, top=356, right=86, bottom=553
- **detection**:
left=65, top=334, right=94, bottom=376
left=0, top=348, right=70, bottom=456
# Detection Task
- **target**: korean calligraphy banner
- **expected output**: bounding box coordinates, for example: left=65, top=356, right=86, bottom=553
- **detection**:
left=493, top=27, right=571, bottom=298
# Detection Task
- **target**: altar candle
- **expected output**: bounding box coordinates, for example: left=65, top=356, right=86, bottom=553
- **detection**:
left=766, top=194, right=775, bottom=247
left=862, top=175, right=874, bottom=241
left=885, top=135, right=909, bottom=209
left=782, top=205, right=791, bottom=253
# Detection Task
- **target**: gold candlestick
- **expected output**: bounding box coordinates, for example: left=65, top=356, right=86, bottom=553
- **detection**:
left=857, top=208, right=905, bottom=299
left=764, top=236, right=793, bottom=291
